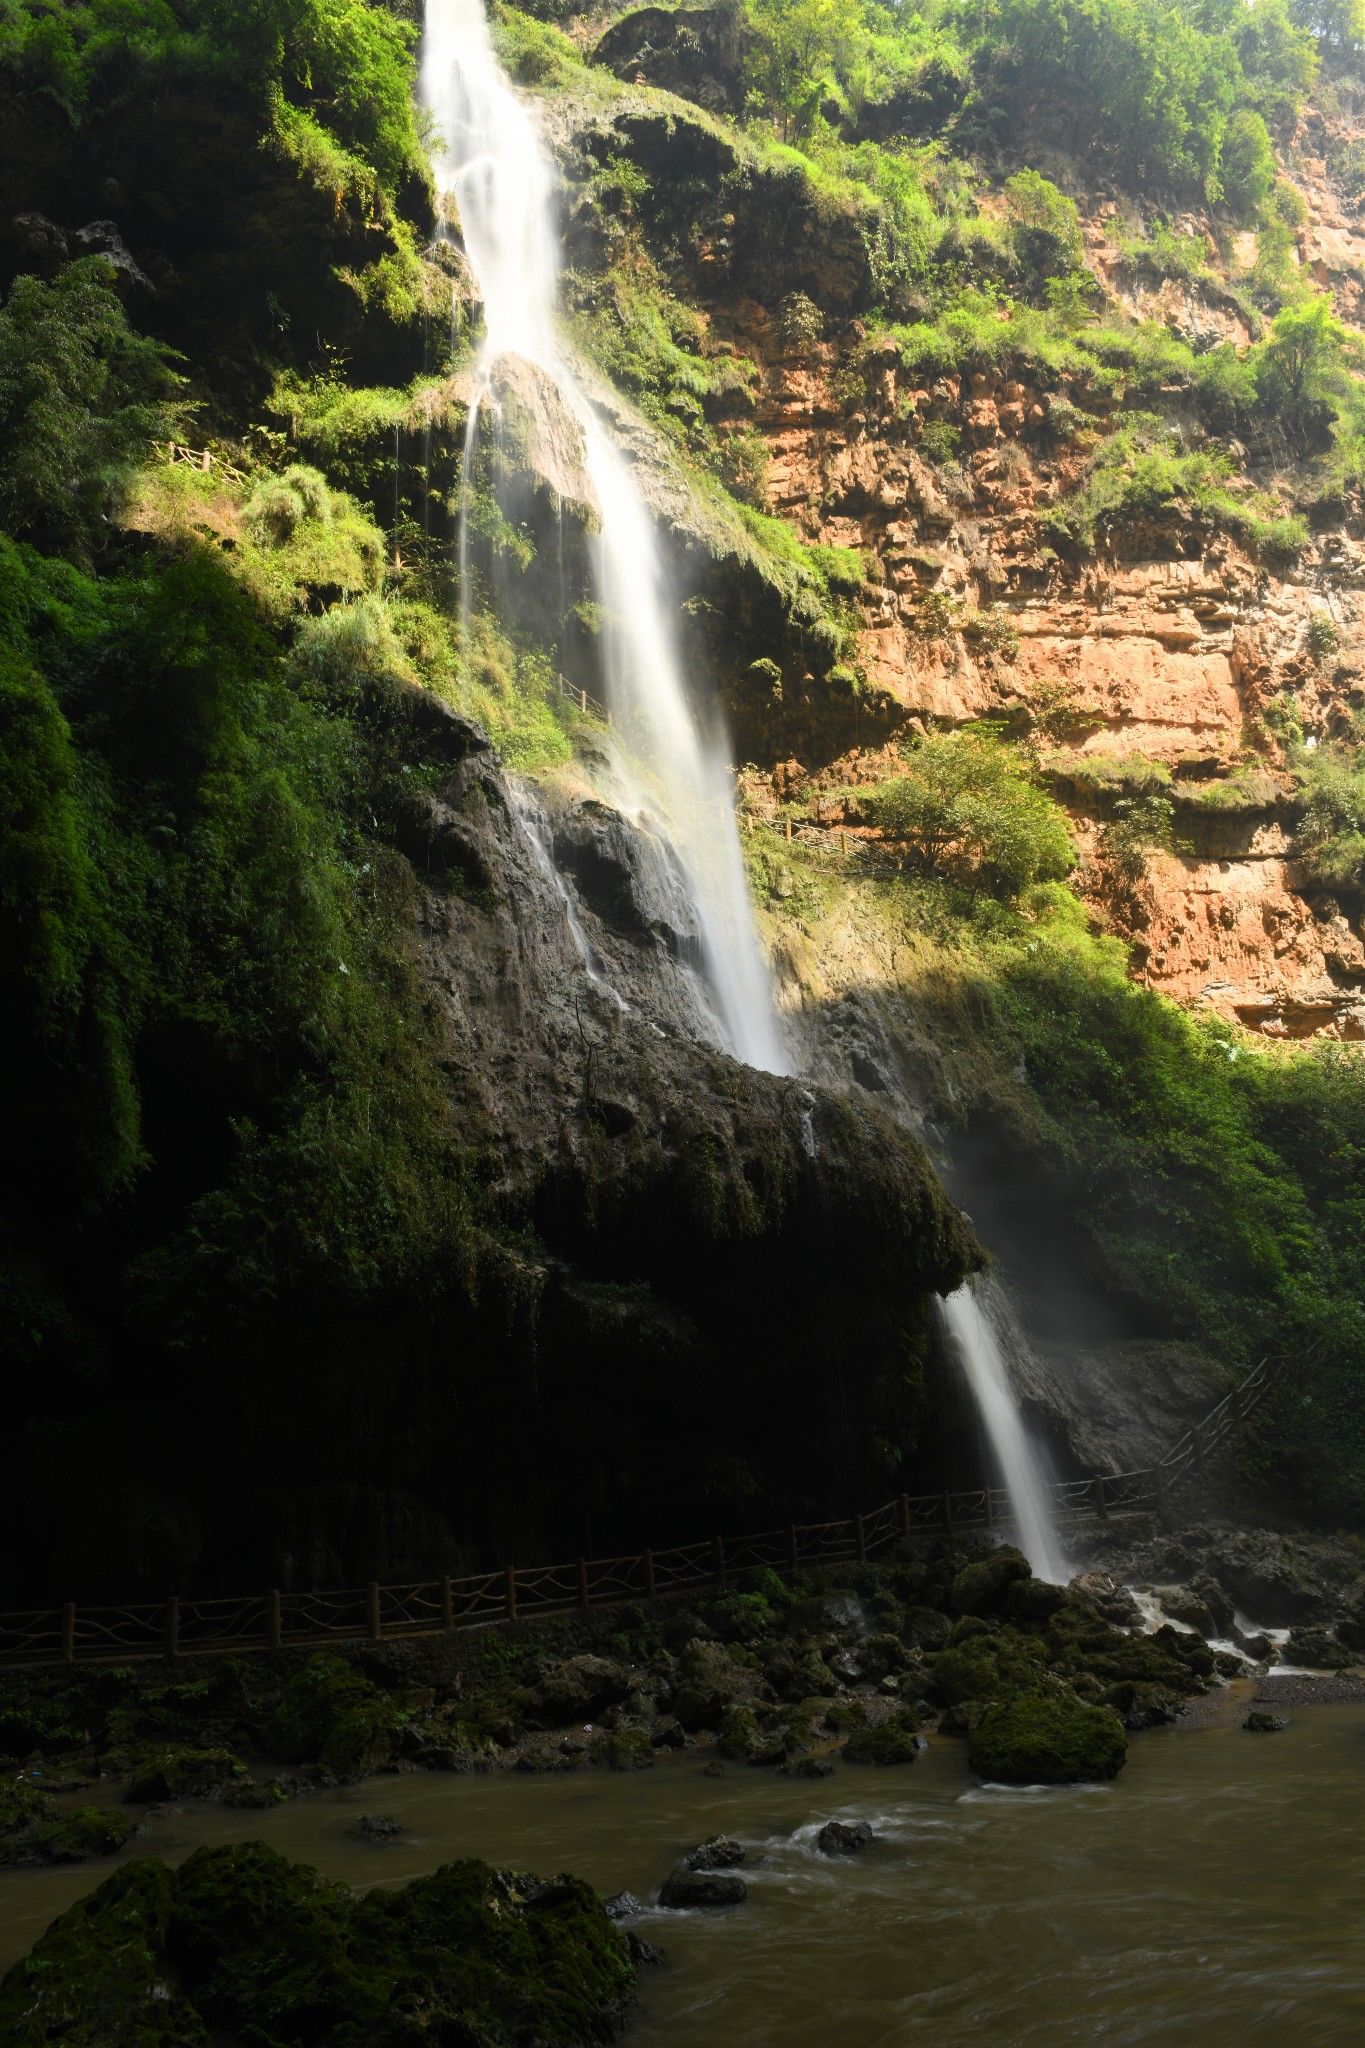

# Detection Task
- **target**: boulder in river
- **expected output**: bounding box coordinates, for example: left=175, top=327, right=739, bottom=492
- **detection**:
left=967, top=1692, right=1128, bottom=1784
left=1243, top=1710, right=1290, bottom=1733
left=658, top=1868, right=748, bottom=1908
left=816, top=1819, right=874, bottom=1856
left=352, top=1814, right=403, bottom=1842
left=683, top=1835, right=745, bottom=1871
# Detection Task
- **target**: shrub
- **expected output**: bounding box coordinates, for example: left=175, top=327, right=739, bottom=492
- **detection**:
left=864, top=727, right=1075, bottom=896
left=1307, top=612, right=1340, bottom=662
left=1293, top=747, right=1365, bottom=893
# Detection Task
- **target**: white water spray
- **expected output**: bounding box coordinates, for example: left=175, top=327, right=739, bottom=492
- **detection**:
left=420, top=0, right=787, bottom=1072
left=938, top=1285, right=1069, bottom=1584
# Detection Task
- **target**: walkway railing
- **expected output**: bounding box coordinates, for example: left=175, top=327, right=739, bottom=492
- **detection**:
left=0, top=1361, right=1274, bottom=1669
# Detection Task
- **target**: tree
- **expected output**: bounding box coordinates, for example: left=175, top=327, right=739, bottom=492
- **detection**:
left=1219, top=109, right=1277, bottom=218
left=1255, top=295, right=1358, bottom=419
left=865, top=726, right=1074, bottom=896
left=0, top=259, right=175, bottom=557
left=1004, top=169, right=1084, bottom=278
left=743, top=0, right=866, bottom=137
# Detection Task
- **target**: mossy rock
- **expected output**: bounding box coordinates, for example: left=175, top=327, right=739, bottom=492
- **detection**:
left=967, top=1692, right=1128, bottom=1785
left=716, top=1704, right=785, bottom=1764
left=951, top=1547, right=1032, bottom=1617
left=0, top=1781, right=136, bottom=1867
left=126, top=1747, right=244, bottom=1803
left=932, top=1627, right=1049, bottom=1706
left=262, top=1655, right=401, bottom=1781
left=595, top=1726, right=655, bottom=1771
left=0, top=1844, right=636, bottom=2048
left=842, top=1712, right=921, bottom=1765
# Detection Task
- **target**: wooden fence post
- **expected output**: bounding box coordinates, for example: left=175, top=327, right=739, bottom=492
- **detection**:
left=164, top=1595, right=180, bottom=1660
left=788, top=1524, right=800, bottom=1576
left=577, top=1558, right=590, bottom=1612
left=504, top=1565, right=518, bottom=1623
left=899, top=1494, right=911, bottom=1546
left=61, top=1603, right=75, bottom=1664
left=442, top=1576, right=454, bottom=1633
left=942, top=1491, right=953, bottom=1534
left=855, top=1515, right=867, bottom=1564
left=267, top=1589, right=282, bottom=1651
left=644, top=1549, right=656, bottom=1601
left=367, top=1583, right=382, bottom=1644
left=713, top=1535, right=726, bottom=1588
left=1096, top=1475, right=1108, bottom=1521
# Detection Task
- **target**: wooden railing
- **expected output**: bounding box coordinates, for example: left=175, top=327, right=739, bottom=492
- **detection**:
left=0, top=1361, right=1275, bottom=1669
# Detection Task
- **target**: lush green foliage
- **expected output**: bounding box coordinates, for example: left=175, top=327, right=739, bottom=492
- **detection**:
left=0, top=260, right=176, bottom=554
left=865, top=727, right=1075, bottom=896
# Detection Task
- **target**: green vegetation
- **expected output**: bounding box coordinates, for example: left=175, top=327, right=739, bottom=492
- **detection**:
left=1292, top=743, right=1365, bottom=894
left=864, top=727, right=1075, bottom=897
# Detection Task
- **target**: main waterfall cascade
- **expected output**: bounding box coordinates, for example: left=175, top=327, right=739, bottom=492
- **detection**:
left=419, top=0, right=789, bottom=1075
left=937, top=1285, right=1070, bottom=1584
left=420, top=0, right=1070, bottom=1547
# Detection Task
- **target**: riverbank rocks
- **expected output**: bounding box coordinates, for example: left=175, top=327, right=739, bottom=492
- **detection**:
left=816, top=1819, right=874, bottom=1855
left=1284, top=1624, right=1354, bottom=1670
left=519, top=1654, right=634, bottom=1728
left=126, top=1747, right=244, bottom=1803
left=0, top=1781, right=136, bottom=1867
left=967, top=1693, right=1128, bottom=1784
left=0, top=1845, right=638, bottom=2047
left=262, top=1655, right=401, bottom=1782
left=952, top=1547, right=1032, bottom=1617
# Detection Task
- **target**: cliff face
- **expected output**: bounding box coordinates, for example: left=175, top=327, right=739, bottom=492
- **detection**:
left=523, top=15, right=1365, bottom=1041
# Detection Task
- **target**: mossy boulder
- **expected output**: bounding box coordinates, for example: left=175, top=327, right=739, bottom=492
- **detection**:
left=951, top=1547, right=1033, bottom=1617
left=126, top=1747, right=244, bottom=1803
left=262, top=1655, right=402, bottom=1781
left=0, top=1781, right=136, bottom=1867
left=0, top=1844, right=637, bottom=2048
left=931, top=1626, right=1049, bottom=1707
left=594, top=1726, right=655, bottom=1771
left=967, top=1693, right=1128, bottom=1785
left=842, top=1712, right=921, bottom=1765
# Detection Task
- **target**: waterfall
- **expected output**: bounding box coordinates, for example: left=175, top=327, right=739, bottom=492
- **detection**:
left=419, top=0, right=788, bottom=1074
left=938, top=1284, right=1069, bottom=1585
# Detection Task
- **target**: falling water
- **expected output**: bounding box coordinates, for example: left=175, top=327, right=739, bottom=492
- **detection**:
left=419, top=0, right=787, bottom=1073
left=938, top=1284, right=1069, bottom=1584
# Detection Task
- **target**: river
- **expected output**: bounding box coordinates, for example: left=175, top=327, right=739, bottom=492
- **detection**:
left=4, top=1693, right=1364, bottom=2044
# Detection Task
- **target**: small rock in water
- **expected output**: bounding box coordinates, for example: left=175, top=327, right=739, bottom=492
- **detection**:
left=816, top=1819, right=874, bottom=1856
left=627, top=1930, right=665, bottom=1966
left=1243, top=1710, right=1290, bottom=1733
left=701, top=1759, right=726, bottom=1778
left=603, top=1891, right=644, bottom=1920
left=352, top=1813, right=403, bottom=1842
left=684, top=1835, right=745, bottom=1872
left=658, top=1868, right=747, bottom=1909
left=783, top=1757, right=835, bottom=1779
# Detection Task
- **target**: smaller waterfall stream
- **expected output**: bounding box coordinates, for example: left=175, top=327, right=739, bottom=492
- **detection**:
left=938, top=1285, right=1069, bottom=1584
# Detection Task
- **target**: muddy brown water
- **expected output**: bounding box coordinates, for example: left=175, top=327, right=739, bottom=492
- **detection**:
left=4, top=1697, right=1364, bottom=2045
